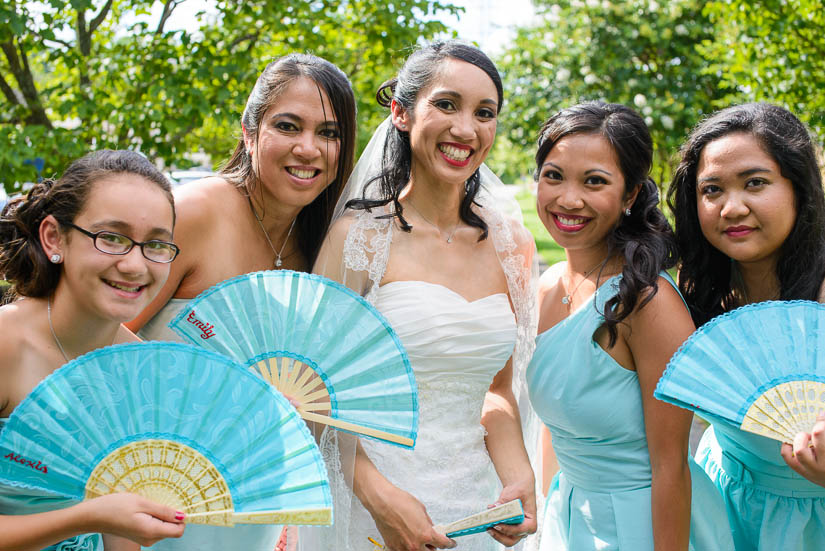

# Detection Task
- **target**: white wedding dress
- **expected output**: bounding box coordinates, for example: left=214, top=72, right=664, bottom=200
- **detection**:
left=348, top=280, right=517, bottom=551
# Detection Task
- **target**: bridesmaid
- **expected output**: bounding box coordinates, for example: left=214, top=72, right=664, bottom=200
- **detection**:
left=527, top=102, right=732, bottom=550
left=127, top=54, right=355, bottom=551
left=669, top=102, right=825, bottom=550
left=0, top=150, right=185, bottom=551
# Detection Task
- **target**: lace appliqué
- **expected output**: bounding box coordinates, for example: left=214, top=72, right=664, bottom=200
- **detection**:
left=342, top=208, right=393, bottom=304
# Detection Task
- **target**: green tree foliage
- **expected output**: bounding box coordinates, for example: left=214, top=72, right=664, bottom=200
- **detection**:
left=700, top=0, right=825, bottom=137
left=0, top=0, right=459, bottom=189
left=492, top=0, right=729, bottom=186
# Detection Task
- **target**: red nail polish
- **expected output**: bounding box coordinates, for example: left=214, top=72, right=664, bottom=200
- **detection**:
left=175, top=511, right=185, bottom=520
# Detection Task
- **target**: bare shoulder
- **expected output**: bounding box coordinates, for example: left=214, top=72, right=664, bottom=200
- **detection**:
left=0, top=302, right=29, bottom=400
left=538, top=262, right=566, bottom=298
left=629, top=275, right=693, bottom=331
left=818, top=275, right=825, bottom=303
left=173, top=176, right=240, bottom=229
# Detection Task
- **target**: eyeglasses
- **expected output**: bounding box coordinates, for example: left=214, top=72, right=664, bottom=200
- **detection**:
left=63, top=222, right=180, bottom=263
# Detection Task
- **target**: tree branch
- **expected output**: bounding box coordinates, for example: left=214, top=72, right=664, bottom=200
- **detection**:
left=0, top=72, right=22, bottom=107
left=229, top=32, right=259, bottom=52
left=156, top=0, right=186, bottom=35
left=88, top=0, right=115, bottom=35
left=0, top=39, right=52, bottom=127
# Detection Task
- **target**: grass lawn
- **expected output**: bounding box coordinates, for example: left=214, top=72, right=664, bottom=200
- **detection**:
left=515, top=187, right=566, bottom=268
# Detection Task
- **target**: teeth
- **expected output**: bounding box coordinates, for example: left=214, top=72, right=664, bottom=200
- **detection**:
left=557, top=215, right=587, bottom=226
left=287, top=168, right=317, bottom=179
left=439, top=144, right=471, bottom=161
left=107, top=281, right=141, bottom=292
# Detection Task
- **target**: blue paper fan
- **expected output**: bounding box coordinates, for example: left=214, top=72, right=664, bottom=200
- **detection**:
left=655, top=300, right=825, bottom=442
left=168, top=271, right=418, bottom=448
left=0, top=342, right=332, bottom=526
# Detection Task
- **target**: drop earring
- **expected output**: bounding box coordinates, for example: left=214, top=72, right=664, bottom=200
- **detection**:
left=50, top=254, right=61, bottom=263
left=624, top=208, right=632, bottom=216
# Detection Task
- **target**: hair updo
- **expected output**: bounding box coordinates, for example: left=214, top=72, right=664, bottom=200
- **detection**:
left=0, top=149, right=172, bottom=299
left=347, top=40, right=503, bottom=240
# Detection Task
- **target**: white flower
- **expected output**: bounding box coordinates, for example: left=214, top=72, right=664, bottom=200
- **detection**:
left=556, top=68, right=571, bottom=82
left=675, top=24, right=688, bottom=36
left=634, top=94, right=647, bottom=107
left=661, top=115, right=674, bottom=130
left=584, top=74, right=598, bottom=85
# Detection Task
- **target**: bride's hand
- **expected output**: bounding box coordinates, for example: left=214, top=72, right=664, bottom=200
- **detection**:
left=487, top=479, right=537, bottom=546
left=372, top=485, right=456, bottom=551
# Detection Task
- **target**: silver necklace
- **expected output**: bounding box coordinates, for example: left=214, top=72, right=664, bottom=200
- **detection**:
left=562, top=259, right=607, bottom=306
left=407, top=200, right=460, bottom=243
left=249, top=197, right=296, bottom=268
left=47, top=298, right=118, bottom=363
left=47, top=297, right=70, bottom=362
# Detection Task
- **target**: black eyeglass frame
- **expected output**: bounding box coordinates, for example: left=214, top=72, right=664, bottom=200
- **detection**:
left=61, top=222, right=180, bottom=263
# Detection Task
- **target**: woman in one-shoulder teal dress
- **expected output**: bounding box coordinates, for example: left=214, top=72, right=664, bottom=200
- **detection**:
left=527, top=102, right=733, bottom=550
left=527, top=275, right=733, bottom=549
left=669, top=103, right=825, bottom=550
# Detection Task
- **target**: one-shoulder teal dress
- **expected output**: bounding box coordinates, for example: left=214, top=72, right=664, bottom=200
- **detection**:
left=696, top=421, right=825, bottom=550
left=526, top=274, right=734, bottom=550
left=0, top=418, right=102, bottom=551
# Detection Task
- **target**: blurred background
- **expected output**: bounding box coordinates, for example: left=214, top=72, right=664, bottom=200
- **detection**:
left=1, top=0, right=823, bottom=264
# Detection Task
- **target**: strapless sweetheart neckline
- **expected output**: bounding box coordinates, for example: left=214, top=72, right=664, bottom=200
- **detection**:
left=377, top=279, right=508, bottom=304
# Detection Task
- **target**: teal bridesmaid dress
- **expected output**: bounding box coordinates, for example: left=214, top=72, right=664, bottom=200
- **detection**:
left=526, top=274, right=733, bottom=550
left=0, top=418, right=102, bottom=551
left=696, top=422, right=825, bottom=550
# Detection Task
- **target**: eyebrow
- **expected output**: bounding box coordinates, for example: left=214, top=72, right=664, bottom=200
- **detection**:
left=431, top=89, right=498, bottom=108
left=88, top=220, right=173, bottom=239
left=270, top=112, right=339, bottom=125
left=540, top=162, right=612, bottom=176
left=698, top=167, right=772, bottom=184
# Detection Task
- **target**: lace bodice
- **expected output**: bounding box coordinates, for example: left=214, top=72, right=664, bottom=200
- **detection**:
left=347, top=281, right=517, bottom=550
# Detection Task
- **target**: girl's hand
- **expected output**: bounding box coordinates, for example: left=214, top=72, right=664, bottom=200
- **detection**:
left=82, top=493, right=185, bottom=546
left=486, top=479, right=537, bottom=546
left=781, top=413, right=825, bottom=487
left=371, top=485, right=456, bottom=551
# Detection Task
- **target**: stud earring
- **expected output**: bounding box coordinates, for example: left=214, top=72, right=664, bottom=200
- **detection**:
left=624, top=208, right=632, bottom=216
left=50, top=254, right=61, bottom=263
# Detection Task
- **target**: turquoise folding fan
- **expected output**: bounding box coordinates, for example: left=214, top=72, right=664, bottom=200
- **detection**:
left=655, top=300, right=825, bottom=443
left=0, top=342, right=332, bottom=526
left=169, top=271, right=417, bottom=448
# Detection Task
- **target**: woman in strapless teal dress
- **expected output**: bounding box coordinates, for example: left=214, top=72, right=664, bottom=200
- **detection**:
left=669, top=103, right=825, bottom=550
left=0, top=151, right=185, bottom=550
left=527, top=102, right=734, bottom=550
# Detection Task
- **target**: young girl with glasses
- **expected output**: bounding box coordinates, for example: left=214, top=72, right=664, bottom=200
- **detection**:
left=0, top=149, right=185, bottom=551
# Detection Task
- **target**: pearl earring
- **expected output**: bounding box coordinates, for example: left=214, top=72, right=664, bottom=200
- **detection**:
left=50, top=254, right=61, bottom=263
left=624, top=208, right=632, bottom=216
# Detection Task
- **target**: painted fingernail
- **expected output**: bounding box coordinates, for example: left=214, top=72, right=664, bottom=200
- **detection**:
left=175, top=511, right=185, bottom=520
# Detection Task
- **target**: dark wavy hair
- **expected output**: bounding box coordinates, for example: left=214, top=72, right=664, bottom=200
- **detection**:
left=346, top=40, right=504, bottom=240
left=0, top=149, right=173, bottom=299
left=535, top=102, right=678, bottom=347
left=221, top=53, right=356, bottom=265
left=668, top=102, right=825, bottom=326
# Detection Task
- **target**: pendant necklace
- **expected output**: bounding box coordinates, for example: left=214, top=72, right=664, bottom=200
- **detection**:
left=408, top=200, right=459, bottom=243
left=562, top=258, right=607, bottom=306
left=249, top=196, right=296, bottom=268
left=47, top=297, right=116, bottom=362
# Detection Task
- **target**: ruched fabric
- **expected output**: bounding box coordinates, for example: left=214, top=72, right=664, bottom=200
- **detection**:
left=696, top=424, right=825, bottom=550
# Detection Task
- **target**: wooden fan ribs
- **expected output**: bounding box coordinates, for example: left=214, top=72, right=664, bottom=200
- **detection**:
left=85, top=439, right=234, bottom=525
left=252, top=356, right=414, bottom=447
left=742, top=380, right=825, bottom=442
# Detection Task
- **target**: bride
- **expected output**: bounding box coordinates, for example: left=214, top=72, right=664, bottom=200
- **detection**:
left=312, top=41, right=538, bottom=551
